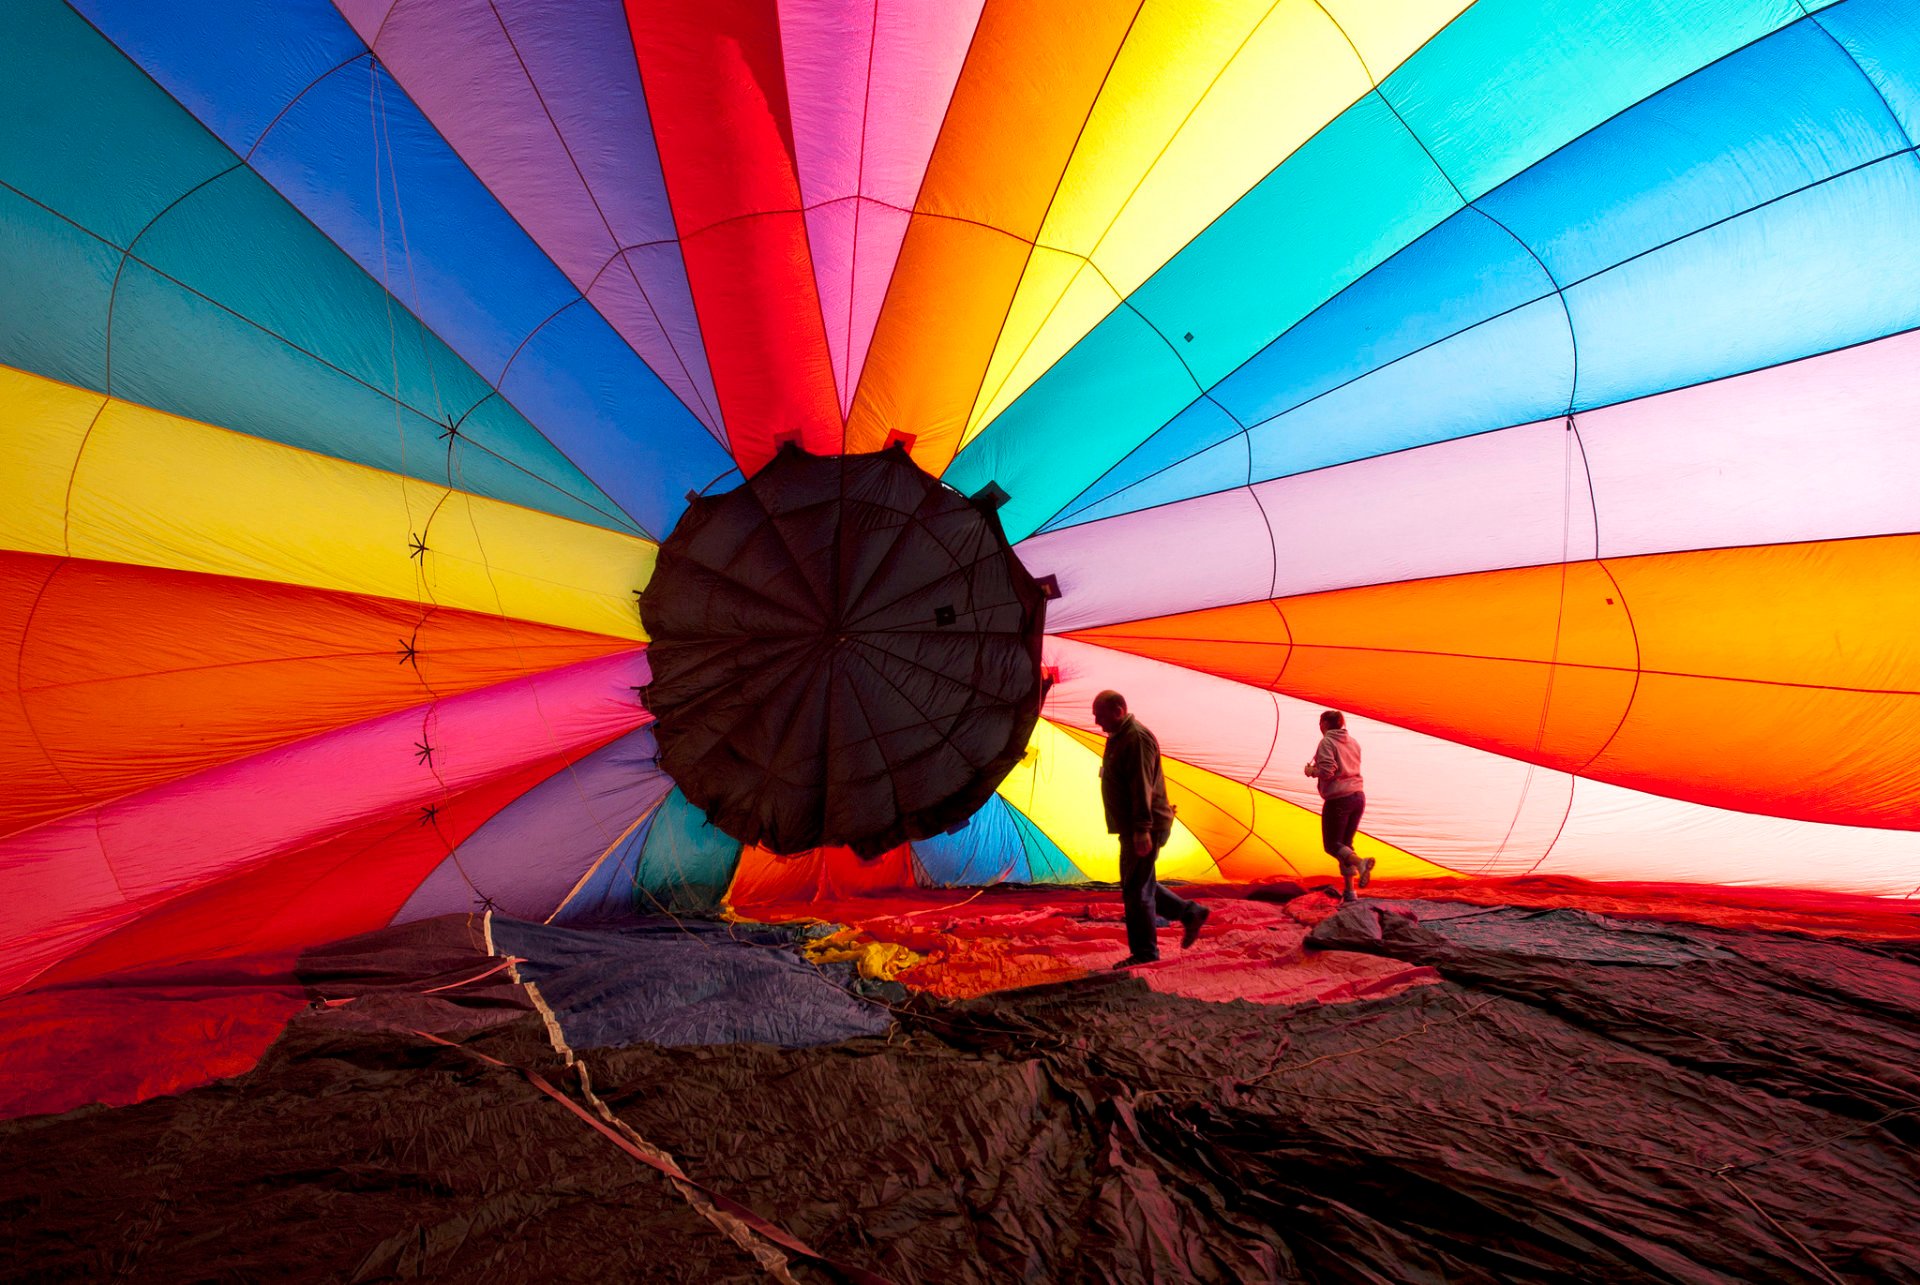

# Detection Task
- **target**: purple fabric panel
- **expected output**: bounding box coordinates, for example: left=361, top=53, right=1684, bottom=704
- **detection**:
left=346, top=0, right=721, bottom=436
left=396, top=727, right=673, bottom=923
left=780, top=0, right=982, bottom=412
left=803, top=198, right=860, bottom=415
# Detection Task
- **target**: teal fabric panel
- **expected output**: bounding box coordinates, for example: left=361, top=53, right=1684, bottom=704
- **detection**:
left=631, top=787, right=744, bottom=914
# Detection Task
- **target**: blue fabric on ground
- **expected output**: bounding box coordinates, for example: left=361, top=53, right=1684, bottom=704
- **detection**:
left=489, top=917, right=890, bottom=1051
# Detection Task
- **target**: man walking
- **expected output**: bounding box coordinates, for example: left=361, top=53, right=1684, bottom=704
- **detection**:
left=1094, top=690, right=1208, bottom=967
left=1306, top=710, right=1372, bottom=903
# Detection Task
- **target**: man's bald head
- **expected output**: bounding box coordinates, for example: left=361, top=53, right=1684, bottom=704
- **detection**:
left=1092, top=689, right=1127, bottom=733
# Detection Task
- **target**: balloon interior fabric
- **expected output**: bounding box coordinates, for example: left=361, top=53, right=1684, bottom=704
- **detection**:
left=2, top=0, right=1920, bottom=1278
left=640, top=443, right=1046, bottom=857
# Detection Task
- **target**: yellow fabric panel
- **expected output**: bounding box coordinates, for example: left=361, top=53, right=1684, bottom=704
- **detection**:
left=3, top=365, right=652, bottom=639
left=997, top=718, right=1216, bottom=881
left=1317, top=0, right=1477, bottom=76
left=1055, top=721, right=1450, bottom=880
left=963, top=0, right=1471, bottom=440
left=0, top=364, right=101, bottom=556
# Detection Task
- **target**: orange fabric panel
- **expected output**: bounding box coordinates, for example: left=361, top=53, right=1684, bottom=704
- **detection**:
left=1073, top=539, right=1920, bottom=829
left=845, top=0, right=1142, bottom=465
left=1052, top=722, right=1451, bottom=881
left=0, top=557, right=67, bottom=827
left=728, top=842, right=916, bottom=910
left=1, top=553, right=633, bottom=838
left=1578, top=533, right=1920, bottom=824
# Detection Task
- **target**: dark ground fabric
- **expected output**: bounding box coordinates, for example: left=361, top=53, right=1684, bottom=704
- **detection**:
left=5, top=902, right=1920, bottom=1283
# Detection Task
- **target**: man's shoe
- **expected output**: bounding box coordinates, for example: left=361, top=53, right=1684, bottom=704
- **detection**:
left=1340, top=891, right=1358, bottom=905
left=1357, top=857, right=1376, bottom=889
left=1181, top=904, right=1211, bottom=949
left=1111, top=954, right=1155, bottom=969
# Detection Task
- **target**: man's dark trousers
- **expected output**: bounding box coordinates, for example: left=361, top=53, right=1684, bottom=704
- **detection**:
left=1120, top=838, right=1198, bottom=961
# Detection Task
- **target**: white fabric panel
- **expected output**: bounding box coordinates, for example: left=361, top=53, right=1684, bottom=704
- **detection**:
left=1046, top=638, right=1919, bottom=894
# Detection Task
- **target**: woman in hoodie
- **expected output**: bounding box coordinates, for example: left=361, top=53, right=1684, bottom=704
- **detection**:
left=1305, top=710, right=1372, bottom=903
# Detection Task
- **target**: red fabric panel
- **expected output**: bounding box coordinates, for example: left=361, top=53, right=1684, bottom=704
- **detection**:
left=626, top=0, right=843, bottom=471
left=0, top=749, right=618, bottom=1119
left=29, top=749, right=612, bottom=991
left=727, top=842, right=917, bottom=908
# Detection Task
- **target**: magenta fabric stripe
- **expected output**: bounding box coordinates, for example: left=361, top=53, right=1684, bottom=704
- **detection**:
left=1022, top=328, right=1920, bottom=632
left=0, top=650, right=649, bottom=994
left=335, top=0, right=723, bottom=438
left=781, top=0, right=984, bottom=415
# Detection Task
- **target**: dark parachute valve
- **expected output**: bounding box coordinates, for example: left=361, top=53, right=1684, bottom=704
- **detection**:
left=639, top=447, right=1046, bottom=857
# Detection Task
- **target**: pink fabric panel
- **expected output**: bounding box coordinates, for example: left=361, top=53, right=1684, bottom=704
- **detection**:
left=342, top=0, right=723, bottom=435
left=1022, top=425, right=1596, bottom=632
left=804, top=197, right=862, bottom=417
left=1043, top=638, right=1569, bottom=875
left=1540, top=778, right=1920, bottom=897
left=0, top=650, right=648, bottom=994
left=1048, top=638, right=1919, bottom=895
left=1581, top=327, right=1920, bottom=558
left=1019, top=488, right=1277, bottom=634
left=781, top=0, right=984, bottom=411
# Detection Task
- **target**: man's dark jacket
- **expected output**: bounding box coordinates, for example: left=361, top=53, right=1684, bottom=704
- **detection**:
left=1100, top=714, right=1177, bottom=844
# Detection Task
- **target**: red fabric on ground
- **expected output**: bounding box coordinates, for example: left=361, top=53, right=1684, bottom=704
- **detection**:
left=739, top=886, right=1440, bottom=1004
left=0, top=960, right=305, bottom=1119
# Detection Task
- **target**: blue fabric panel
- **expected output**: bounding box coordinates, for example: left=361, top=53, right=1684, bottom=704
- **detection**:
left=488, top=918, right=891, bottom=1050
left=76, top=0, right=366, bottom=156
left=1565, top=152, right=1920, bottom=411
left=561, top=807, right=661, bottom=923
left=73, top=0, right=732, bottom=537
left=1477, top=18, right=1906, bottom=287
left=1818, top=0, right=1920, bottom=143
left=912, top=795, right=1031, bottom=886
left=1246, top=297, right=1575, bottom=482
left=1045, top=399, right=1245, bottom=532
left=0, top=0, right=640, bottom=530
left=1057, top=434, right=1252, bottom=532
